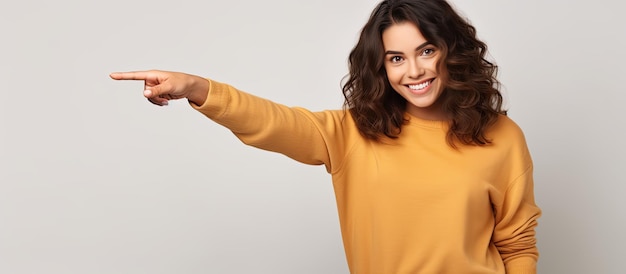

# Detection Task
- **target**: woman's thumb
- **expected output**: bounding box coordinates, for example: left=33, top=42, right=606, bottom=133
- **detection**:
left=143, top=88, right=158, bottom=97
left=143, top=83, right=168, bottom=98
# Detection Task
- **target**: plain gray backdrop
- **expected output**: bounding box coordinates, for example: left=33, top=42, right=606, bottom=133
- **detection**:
left=1, top=0, right=624, bottom=273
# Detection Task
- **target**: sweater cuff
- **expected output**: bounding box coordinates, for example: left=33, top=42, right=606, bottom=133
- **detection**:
left=505, top=257, right=537, bottom=274
left=189, top=78, right=231, bottom=119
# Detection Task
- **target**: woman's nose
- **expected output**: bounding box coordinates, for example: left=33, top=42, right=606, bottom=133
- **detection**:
left=407, top=59, right=425, bottom=79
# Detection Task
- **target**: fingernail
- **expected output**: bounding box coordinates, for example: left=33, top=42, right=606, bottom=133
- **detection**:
left=144, top=90, right=152, bottom=96
left=162, top=101, right=169, bottom=106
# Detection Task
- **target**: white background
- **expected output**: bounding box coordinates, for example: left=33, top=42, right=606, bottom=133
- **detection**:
left=1, top=0, right=624, bottom=273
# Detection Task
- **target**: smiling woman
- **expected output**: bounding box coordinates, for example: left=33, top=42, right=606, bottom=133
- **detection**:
left=110, top=0, right=540, bottom=273
left=382, top=22, right=445, bottom=120
left=342, top=0, right=504, bottom=147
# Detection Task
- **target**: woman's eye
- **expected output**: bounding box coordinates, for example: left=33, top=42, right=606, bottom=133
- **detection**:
left=390, top=56, right=404, bottom=63
left=422, top=48, right=435, bottom=56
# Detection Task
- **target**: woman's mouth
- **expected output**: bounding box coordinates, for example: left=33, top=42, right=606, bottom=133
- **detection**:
left=407, top=79, right=434, bottom=94
left=408, top=80, right=432, bottom=90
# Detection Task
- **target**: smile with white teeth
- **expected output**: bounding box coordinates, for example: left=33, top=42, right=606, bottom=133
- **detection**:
left=408, top=80, right=432, bottom=90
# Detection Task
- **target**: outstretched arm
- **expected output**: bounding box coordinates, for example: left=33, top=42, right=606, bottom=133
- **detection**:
left=109, top=70, right=210, bottom=106
left=110, top=70, right=351, bottom=171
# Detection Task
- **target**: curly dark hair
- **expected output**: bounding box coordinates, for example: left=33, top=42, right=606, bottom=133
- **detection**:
left=342, top=0, right=505, bottom=147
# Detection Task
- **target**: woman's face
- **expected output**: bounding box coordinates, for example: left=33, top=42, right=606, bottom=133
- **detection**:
left=382, top=22, right=446, bottom=120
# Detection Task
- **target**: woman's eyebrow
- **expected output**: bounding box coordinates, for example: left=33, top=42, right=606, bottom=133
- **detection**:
left=384, top=41, right=431, bottom=55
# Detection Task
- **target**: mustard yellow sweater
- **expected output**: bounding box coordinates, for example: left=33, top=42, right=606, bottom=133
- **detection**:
left=191, top=80, right=541, bottom=274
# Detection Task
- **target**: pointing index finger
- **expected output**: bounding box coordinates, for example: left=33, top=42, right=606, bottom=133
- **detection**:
left=109, top=71, right=151, bottom=81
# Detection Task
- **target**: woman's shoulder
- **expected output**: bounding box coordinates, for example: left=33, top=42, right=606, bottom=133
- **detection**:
left=488, top=114, right=528, bottom=144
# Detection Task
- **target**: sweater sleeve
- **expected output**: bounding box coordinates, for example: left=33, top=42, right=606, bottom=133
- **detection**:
left=493, top=165, right=542, bottom=274
left=189, top=79, right=348, bottom=173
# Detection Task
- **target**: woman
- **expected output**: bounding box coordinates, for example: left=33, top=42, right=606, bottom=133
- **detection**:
left=111, top=0, right=541, bottom=273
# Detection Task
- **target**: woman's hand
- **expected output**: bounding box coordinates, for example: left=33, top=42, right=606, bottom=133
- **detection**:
left=110, top=70, right=210, bottom=106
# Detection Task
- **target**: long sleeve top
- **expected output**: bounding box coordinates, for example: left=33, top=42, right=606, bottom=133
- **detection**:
left=191, top=80, right=541, bottom=274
